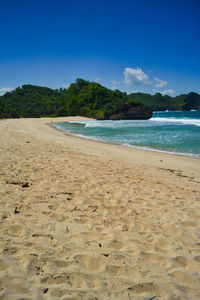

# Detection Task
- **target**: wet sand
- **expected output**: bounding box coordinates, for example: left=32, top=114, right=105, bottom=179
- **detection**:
left=0, top=117, right=200, bottom=300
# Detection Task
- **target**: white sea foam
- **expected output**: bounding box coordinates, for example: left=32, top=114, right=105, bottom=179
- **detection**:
left=152, top=117, right=200, bottom=127
left=153, top=110, right=183, bottom=113
left=69, top=120, right=122, bottom=128
left=70, top=117, right=200, bottom=128
left=51, top=123, right=104, bottom=141
left=51, top=123, right=200, bottom=158
left=122, top=143, right=200, bottom=158
left=70, top=120, right=153, bottom=129
left=52, top=117, right=200, bottom=158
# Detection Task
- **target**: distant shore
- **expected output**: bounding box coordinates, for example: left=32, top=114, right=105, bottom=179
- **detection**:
left=0, top=117, right=200, bottom=299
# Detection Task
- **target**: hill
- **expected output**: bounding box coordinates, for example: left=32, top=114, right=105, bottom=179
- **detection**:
left=0, top=79, right=152, bottom=120
left=0, top=79, right=199, bottom=120
left=129, top=92, right=200, bottom=111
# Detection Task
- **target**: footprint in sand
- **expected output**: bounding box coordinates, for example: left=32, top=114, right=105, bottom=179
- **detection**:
left=52, top=259, right=76, bottom=269
left=143, top=251, right=172, bottom=266
left=48, top=204, right=59, bottom=211
left=7, top=224, right=25, bottom=237
left=73, top=254, right=105, bottom=272
left=174, top=255, right=189, bottom=268
left=169, top=270, right=200, bottom=287
left=106, top=265, right=142, bottom=279
left=49, top=212, right=66, bottom=222
left=108, top=239, right=124, bottom=250
left=127, top=281, right=168, bottom=298
left=42, top=271, right=106, bottom=298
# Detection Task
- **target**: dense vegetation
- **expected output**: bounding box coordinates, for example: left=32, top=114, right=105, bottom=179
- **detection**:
left=0, top=79, right=199, bottom=119
left=0, top=79, right=151, bottom=119
left=129, top=92, right=200, bottom=111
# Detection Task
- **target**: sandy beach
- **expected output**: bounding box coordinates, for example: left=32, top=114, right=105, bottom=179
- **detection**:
left=0, top=117, right=200, bottom=300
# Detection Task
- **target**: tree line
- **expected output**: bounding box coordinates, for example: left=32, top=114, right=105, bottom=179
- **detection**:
left=0, top=79, right=199, bottom=119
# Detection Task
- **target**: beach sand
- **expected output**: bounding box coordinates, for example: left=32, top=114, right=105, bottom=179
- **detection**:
left=0, top=117, right=200, bottom=300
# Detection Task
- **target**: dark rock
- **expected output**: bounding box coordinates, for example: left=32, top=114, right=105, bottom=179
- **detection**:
left=97, top=104, right=152, bottom=120
left=110, top=105, right=152, bottom=120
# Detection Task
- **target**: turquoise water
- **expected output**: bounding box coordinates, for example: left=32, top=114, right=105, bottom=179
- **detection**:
left=53, top=111, right=200, bottom=157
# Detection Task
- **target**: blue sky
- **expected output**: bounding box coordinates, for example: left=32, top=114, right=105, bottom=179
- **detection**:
left=0, top=0, right=200, bottom=96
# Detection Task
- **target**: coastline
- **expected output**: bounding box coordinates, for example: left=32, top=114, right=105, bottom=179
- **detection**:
left=51, top=120, right=200, bottom=160
left=49, top=117, right=200, bottom=179
left=0, top=117, right=200, bottom=299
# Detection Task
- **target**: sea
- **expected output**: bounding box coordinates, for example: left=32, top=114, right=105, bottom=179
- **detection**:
left=53, top=111, right=200, bottom=158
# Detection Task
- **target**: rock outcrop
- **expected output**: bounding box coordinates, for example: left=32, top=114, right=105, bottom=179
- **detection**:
left=97, top=104, right=153, bottom=120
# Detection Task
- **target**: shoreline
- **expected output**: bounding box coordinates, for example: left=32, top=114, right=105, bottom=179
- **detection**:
left=1, top=116, right=200, bottom=179
left=45, top=117, right=200, bottom=180
left=0, top=117, right=200, bottom=299
left=50, top=120, right=200, bottom=160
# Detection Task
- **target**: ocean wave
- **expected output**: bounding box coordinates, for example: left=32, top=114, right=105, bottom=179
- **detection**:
left=52, top=120, right=200, bottom=158
left=69, top=117, right=200, bottom=128
left=69, top=120, right=152, bottom=128
left=51, top=123, right=200, bottom=158
left=153, top=110, right=183, bottom=113
left=152, top=117, right=200, bottom=127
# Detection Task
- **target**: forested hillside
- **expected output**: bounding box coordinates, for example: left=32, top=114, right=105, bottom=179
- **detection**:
left=129, top=92, right=200, bottom=111
left=0, top=79, right=152, bottom=120
left=0, top=79, right=199, bottom=119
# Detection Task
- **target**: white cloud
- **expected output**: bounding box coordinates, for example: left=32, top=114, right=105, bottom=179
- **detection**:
left=153, top=89, right=176, bottom=96
left=161, top=89, right=176, bottom=96
left=123, top=67, right=149, bottom=85
left=96, top=77, right=100, bottom=82
left=154, top=77, right=168, bottom=88
left=0, top=87, right=13, bottom=96
left=153, top=89, right=159, bottom=93
left=61, top=83, right=70, bottom=89
left=110, top=79, right=119, bottom=90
